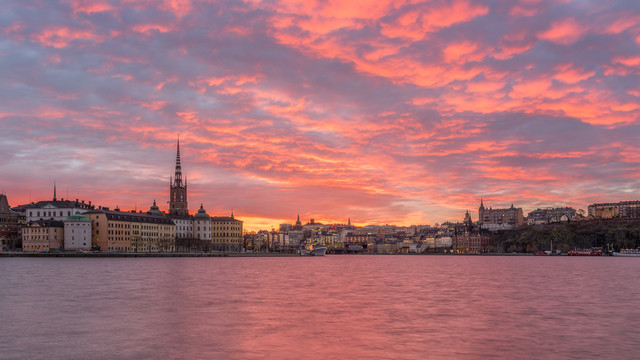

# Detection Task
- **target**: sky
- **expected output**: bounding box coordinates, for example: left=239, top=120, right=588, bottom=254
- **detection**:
left=1, top=0, right=640, bottom=231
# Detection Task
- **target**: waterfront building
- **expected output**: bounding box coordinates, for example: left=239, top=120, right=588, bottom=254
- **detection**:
left=168, top=213, right=193, bottom=239
left=0, top=194, right=20, bottom=251
left=376, top=242, right=398, bottom=254
left=169, top=137, right=188, bottom=216
left=256, top=231, right=292, bottom=252
left=211, top=213, right=243, bottom=252
left=22, top=219, right=64, bottom=252
left=478, top=199, right=524, bottom=231
left=588, top=200, right=640, bottom=219
left=527, top=207, right=577, bottom=225
left=423, top=236, right=453, bottom=252
left=25, top=198, right=94, bottom=222
left=63, top=213, right=92, bottom=250
left=83, top=209, right=175, bottom=252
left=193, top=204, right=211, bottom=241
left=288, top=230, right=304, bottom=249
left=452, top=211, right=493, bottom=253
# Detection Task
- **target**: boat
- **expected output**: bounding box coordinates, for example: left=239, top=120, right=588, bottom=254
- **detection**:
left=307, top=244, right=327, bottom=256
left=568, top=247, right=603, bottom=256
left=613, top=248, right=640, bottom=257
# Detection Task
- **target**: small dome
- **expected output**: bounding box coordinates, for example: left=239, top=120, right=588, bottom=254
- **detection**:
left=194, top=204, right=210, bottom=220
left=147, top=200, right=163, bottom=216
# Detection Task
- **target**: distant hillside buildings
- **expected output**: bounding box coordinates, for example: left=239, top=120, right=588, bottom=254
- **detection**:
left=478, top=199, right=524, bottom=231
left=527, top=207, right=577, bottom=224
left=588, top=201, right=640, bottom=219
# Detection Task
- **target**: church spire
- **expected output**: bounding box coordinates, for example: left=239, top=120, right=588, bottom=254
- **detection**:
left=169, top=135, right=188, bottom=215
left=174, top=135, right=183, bottom=186
left=53, top=181, right=57, bottom=201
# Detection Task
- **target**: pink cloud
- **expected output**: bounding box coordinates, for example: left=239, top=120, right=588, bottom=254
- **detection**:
left=538, top=18, right=587, bottom=45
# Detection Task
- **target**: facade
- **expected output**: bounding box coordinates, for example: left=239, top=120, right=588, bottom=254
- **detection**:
left=588, top=200, right=640, bottom=219
left=478, top=199, right=524, bottom=231
left=25, top=199, right=94, bottom=222
left=169, top=138, right=188, bottom=215
left=256, top=231, right=293, bottom=252
left=84, top=209, right=175, bottom=252
left=168, top=214, right=193, bottom=239
left=22, top=219, right=64, bottom=252
left=452, top=211, right=493, bottom=253
left=0, top=194, right=20, bottom=251
left=193, top=204, right=211, bottom=241
left=64, top=213, right=92, bottom=250
left=527, top=207, right=577, bottom=224
left=211, top=214, right=243, bottom=252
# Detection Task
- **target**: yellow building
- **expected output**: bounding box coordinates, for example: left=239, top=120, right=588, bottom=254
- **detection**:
left=22, top=220, right=64, bottom=252
left=211, top=214, right=243, bottom=252
left=83, top=209, right=175, bottom=252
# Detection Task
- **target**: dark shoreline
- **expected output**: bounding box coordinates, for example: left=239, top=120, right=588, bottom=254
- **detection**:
left=0, top=252, right=300, bottom=258
left=0, top=252, right=555, bottom=258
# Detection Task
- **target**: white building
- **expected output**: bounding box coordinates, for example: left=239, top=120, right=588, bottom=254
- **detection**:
left=63, top=213, right=92, bottom=250
left=168, top=214, right=193, bottom=239
left=193, top=204, right=211, bottom=241
left=26, top=199, right=94, bottom=222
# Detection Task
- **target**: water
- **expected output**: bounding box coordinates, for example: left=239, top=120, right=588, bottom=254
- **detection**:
left=1, top=256, right=639, bottom=359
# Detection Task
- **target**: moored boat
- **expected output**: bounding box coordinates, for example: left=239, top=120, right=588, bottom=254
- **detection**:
left=613, top=248, right=640, bottom=257
left=568, top=247, right=603, bottom=256
left=310, top=244, right=327, bottom=256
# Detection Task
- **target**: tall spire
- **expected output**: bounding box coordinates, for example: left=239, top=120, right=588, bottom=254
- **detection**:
left=169, top=134, right=188, bottom=216
left=53, top=181, right=57, bottom=201
left=174, top=134, right=183, bottom=186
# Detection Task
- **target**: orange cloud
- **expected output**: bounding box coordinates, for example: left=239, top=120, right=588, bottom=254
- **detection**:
left=553, top=64, right=595, bottom=84
left=613, top=56, right=640, bottom=67
left=381, top=0, right=489, bottom=40
left=69, top=0, right=114, bottom=14
left=132, top=24, right=174, bottom=34
left=509, top=78, right=552, bottom=99
left=32, top=27, right=99, bottom=48
left=538, top=18, right=587, bottom=45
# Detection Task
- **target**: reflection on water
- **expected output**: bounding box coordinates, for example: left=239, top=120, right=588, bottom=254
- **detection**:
left=1, top=256, right=639, bottom=359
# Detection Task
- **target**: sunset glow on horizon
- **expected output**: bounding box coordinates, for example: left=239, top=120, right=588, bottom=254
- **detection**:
left=2, top=0, right=639, bottom=231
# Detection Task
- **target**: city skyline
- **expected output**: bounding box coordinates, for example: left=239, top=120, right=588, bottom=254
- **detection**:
left=2, top=0, right=639, bottom=231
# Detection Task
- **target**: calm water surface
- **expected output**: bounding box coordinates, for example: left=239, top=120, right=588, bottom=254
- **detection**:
left=1, top=256, right=639, bottom=359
